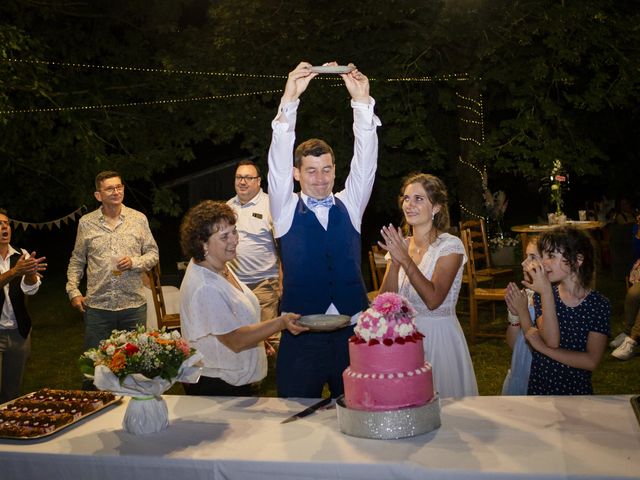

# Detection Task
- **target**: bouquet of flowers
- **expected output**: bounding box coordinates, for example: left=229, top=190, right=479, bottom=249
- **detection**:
left=79, top=326, right=202, bottom=435
left=352, top=292, right=423, bottom=345
left=549, top=159, right=568, bottom=215
left=488, top=235, right=519, bottom=252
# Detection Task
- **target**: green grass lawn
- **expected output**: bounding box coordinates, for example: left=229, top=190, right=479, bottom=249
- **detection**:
left=20, top=268, right=640, bottom=397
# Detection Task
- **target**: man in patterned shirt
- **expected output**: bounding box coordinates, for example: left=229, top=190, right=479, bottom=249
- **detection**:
left=66, top=171, right=159, bottom=381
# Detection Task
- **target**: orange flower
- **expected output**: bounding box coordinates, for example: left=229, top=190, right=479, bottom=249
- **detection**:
left=109, top=351, right=127, bottom=373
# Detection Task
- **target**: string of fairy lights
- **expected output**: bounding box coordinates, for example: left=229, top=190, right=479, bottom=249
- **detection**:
left=2, top=57, right=489, bottom=224
left=0, top=90, right=283, bottom=115
left=456, top=91, right=488, bottom=220
left=0, top=58, right=475, bottom=115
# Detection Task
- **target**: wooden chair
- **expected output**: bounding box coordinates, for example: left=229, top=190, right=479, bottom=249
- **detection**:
left=458, top=227, right=493, bottom=315
left=459, top=218, right=514, bottom=278
left=460, top=229, right=507, bottom=343
left=147, top=263, right=181, bottom=330
left=368, top=245, right=386, bottom=292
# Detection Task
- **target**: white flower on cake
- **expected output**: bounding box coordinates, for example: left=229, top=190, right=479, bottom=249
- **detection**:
left=395, top=322, right=415, bottom=338
left=355, top=310, right=388, bottom=342
left=353, top=292, right=422, bottom=346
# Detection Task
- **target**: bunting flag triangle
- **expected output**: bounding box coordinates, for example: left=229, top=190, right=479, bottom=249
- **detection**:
left=8, top=205, right=87, bottom=231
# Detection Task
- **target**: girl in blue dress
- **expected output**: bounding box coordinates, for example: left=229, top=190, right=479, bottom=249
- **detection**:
left=502, top=238, right=540, bottom=395
left=522, top=227, right=610, bottom=395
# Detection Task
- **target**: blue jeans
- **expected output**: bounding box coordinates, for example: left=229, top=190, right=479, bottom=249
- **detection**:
left=84, top=305, right=146, bottom=350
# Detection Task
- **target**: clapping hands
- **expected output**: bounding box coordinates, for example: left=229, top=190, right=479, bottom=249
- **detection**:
left=14, top=251, right=47, bottom=280
left=505, top=282, right=529, bottom=317
left=379, top=224, right=409, bottom=265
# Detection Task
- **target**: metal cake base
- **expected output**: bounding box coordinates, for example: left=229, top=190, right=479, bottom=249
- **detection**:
left=336, top=394, right=441, bottom=439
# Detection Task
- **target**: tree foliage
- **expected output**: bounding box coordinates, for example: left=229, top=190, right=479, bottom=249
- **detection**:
left=1, top=0, right=638, bottom=225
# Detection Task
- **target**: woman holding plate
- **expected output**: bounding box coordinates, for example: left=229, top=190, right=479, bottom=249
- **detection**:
left=179, top=200, right=307, bottom=396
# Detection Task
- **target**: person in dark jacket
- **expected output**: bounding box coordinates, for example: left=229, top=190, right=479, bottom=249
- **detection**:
left=0, top=208, right=47, bottom=402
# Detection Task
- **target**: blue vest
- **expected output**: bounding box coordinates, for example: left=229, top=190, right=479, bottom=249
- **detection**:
left=280, top=197, right=368, bottom=316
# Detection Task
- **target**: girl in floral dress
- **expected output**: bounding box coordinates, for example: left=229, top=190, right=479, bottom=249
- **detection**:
left=523, top=227, right=610, bottom=395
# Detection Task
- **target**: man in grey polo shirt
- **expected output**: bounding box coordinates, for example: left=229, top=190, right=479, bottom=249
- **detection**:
left=227, top=160, right=281, bottom=323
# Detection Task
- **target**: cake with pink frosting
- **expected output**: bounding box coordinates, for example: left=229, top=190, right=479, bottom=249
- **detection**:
left=342, top=292, right=434, bottom=411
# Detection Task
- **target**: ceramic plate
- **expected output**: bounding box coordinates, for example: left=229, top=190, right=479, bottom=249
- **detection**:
left=298, top=314, right=351, bottom=332
left=309, top=65, right=354, bottom=74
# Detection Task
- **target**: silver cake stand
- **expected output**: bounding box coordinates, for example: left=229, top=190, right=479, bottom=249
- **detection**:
left=336, top=395, right=441, bottom=439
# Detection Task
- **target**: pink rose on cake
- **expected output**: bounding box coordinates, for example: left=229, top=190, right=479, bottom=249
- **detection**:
left=353, top=292, right=423, bottom=346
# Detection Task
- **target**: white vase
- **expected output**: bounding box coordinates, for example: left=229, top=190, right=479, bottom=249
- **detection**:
left=122, top=396, right=169, bottom=435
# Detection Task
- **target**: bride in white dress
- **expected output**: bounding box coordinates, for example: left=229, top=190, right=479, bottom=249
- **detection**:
left=378, top=173, right=478, bottom=398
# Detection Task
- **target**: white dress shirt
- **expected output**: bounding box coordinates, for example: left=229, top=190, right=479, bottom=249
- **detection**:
left=267, top=98, right=381, bottom=237
left=267, top=97, right=381, bottom=316
left=1, top=246, right=41, bottom=330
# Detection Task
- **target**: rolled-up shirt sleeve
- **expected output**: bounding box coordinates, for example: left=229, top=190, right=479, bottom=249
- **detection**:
left=20, top=277, right=41, bottom=296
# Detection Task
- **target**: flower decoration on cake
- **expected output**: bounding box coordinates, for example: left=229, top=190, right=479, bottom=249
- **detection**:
left=352, top=292, right=423, bottom=346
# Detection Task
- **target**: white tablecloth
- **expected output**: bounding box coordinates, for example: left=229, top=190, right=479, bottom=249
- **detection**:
left=0, top=395, right=638, bottom=480
left=143, top=286, right=180, bottom=329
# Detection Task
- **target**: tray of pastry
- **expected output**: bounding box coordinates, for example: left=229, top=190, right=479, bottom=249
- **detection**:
left=0, top=388, right=121, bottom=440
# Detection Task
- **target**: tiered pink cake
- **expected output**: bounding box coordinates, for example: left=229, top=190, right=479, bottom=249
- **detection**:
left=343, top=293, right=434, bottom=411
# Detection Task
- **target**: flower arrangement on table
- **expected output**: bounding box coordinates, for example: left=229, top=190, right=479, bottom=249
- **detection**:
left=79, top=326, right=202, bottom=435
left=549, top=159, right=568, bottom=216
left=352, top=292, right=423, bottom=345
left=488, top=235, right=519, bottom=252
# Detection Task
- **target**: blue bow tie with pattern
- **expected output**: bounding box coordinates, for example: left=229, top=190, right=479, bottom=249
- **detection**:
left=307, top=196, right=333, bottom=209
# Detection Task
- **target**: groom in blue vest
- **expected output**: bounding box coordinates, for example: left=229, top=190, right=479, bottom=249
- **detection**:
left=267, top=61, right=381, bottom=398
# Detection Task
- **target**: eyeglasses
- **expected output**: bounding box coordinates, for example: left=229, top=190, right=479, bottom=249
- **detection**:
left=101, top=184, right=125, bottom=194
left=235, top=175, right=259, bottom=182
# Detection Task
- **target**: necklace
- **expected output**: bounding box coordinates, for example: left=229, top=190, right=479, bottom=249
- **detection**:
left=211, top=264, right=231, bottom=278
left=215, top=267, right=230, bottom=277
left=411, top=241, right=429, bottom=263
left=202, top=255, right=231, bottom=277
left=412, top=230, right=437, bottom=259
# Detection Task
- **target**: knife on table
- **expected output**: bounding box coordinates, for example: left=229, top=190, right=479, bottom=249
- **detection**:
left=281, top=397, right=332, bottom=424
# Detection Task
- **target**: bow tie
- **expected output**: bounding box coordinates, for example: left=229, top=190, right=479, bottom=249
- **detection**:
left=307, top=196, right=333, bottom=209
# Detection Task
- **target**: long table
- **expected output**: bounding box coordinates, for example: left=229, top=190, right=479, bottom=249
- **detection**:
left=511, top=221, right=605, bottom=251
left=1, top=394, right=638, bottom=479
